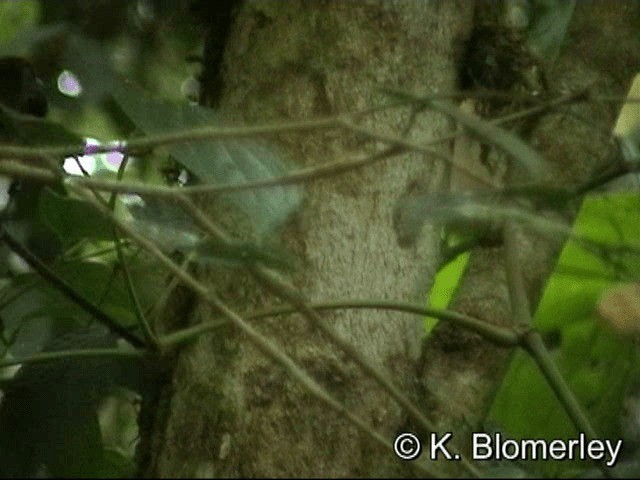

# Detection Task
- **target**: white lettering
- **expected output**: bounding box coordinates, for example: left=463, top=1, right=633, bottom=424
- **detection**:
left=501, top=439, right=520, bottom=460
left=472, top=433, right=492, bottom=460
left=469, top=433, right=622, bottom=467
left=604, top=440, right=622, bottom=467
left=430, top=433, right=453, bottom=460
left=520, top=439, right=547, bottom=460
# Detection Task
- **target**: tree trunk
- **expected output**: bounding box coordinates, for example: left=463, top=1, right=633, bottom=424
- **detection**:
left=141, top=1, right=640, bottom=477
left=143, top=2, right=473, bottom=477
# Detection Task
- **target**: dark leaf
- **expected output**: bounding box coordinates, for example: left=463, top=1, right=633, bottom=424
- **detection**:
left=125, top=196, right=296, bottom=270
left=111, top=81, right=302, bottom=237
left=0, top=103, right=82, bottom=146
left=38, top=188, right=113, bottom=245
left=526, top=0, right=576, bottom=59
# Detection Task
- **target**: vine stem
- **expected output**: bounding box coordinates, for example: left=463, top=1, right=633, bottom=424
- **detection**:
left=66, top=183, right=443, bottom=478
left=503, top=222, right=609, bottom=478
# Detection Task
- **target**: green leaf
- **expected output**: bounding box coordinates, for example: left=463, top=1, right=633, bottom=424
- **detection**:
left=122, top=196, right=201, bottom=252
left=124, top=196, right=296, bottom=270
left=111, top=81, right=302, bottom=238
left=489, top=193, right=640, bottom=477
left=96, top=448, right=137, bottom=478
left=39, top=188, right=113, bottom=245
left=1, top=259, right=162, bottom=337
left=425, top=249, right=470, bottom=333
left=0, top=2, right=39, bottom=46
left=50, top=260, right=158, bottom=330
left=0, top=104, right=83, bottom=146
left=526, top=0, right=576, bottom=59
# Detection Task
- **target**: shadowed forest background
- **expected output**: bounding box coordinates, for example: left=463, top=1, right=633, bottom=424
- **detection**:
left=0, top=1, right=639, bottom=478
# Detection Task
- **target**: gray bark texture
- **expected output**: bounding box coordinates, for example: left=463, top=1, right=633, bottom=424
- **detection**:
left=142, top=1, right=640, bottom=477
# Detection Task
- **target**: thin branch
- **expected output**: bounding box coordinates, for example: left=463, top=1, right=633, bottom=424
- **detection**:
left=0, top=295, right=517, bottom=389
left=381, top=83, right=595, bottom=125
left=251, top=270, right=482, bottom=477
left=160, top=299, right=519, bottom=350
left=0, top=147, right=408, bottom=198
left=145, top=252, right=195, bottom=327
left=0, top=116, right=340, bottom=159
left=0, top=86, right=604, bottom=203
left=503, top=222, right=605, bottom=476
left=0, top=276, right=39, bottom=311
left=438, top=199, right=640, bottom=260
left=0, top=89, right=578, bottom=161
left=1, top=88, right=592, bottom=198
left=212, top=293, right=440, bottom=477
left=503, top=223, right=532, bottom=328
left=0, top=347, right=143, bottom=370
left=522, top=332, right=600, bottom=441
left=0, top=86, right=628, bottom=162
left=65, top=183, right=440, bottom=477
left=109, top=154, right=160, bottom=350
left=176, top=194, right=482, bottom=477
left=338, top=118, right=499, bottom=189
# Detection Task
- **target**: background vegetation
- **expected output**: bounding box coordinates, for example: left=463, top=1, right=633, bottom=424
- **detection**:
left=0, top=1, right=639, bottom=477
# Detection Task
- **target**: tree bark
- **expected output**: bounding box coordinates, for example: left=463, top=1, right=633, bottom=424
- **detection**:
left=142, top=1, right=640, bottom=477
left=144, top=1, right=473, bottom=477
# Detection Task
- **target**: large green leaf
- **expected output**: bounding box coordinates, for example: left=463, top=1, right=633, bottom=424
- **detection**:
left=526, top=0, right=576, bottom=59
left=124, top=196, right=297, bottom=270
left=111, top=82, right=302, bottom=238
left=489, top=193, right=640, bottom=477
left=0, top=257, right=161, bottom=350
left=39, top=188, right=113, bottom=245
left=51, top=260, right=162, bottom=330
left=0, top=104, right=82, bottom=146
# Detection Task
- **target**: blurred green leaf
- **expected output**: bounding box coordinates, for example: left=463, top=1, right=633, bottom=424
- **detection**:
left=425, top=249, right=470, bottom=333
left=125, top=196, right=297, bottom=270
left=526, top=0, right=576, bottom=59
left=0, top=104, right=83, bottom=146
left=0, top=326, right=139, bottom=478
left=489, top=193, right=640, bottom=477
left=193, top=239, right=297, bottom=271
left=39, top=188, right=113, bottom=245
left=61, top=32, right=120, bottom=104
left=111, top=81, right=302, bottom=238
left=97, top=448, right=137, bottom=478
left=51, top=260, right=156, bottom=330
left=0, top=1, right=39, bottom=47
left=1, top=259, right=160, bottom=341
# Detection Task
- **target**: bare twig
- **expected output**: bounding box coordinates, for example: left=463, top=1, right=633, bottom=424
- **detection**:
left=108, top=154, right=160, bottom=350
left=0, top=347, right=143, bottom=370
left=161, top=298, right=518, bottom=349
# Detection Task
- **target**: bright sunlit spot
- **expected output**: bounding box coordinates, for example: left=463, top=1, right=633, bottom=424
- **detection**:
left=63, top=155, right=96, bottom=176
left=57, top=70, right=83, bottom=98
left=104, top=149, right=126, bottom=172
left=63, top=138, right=125, bottom=175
